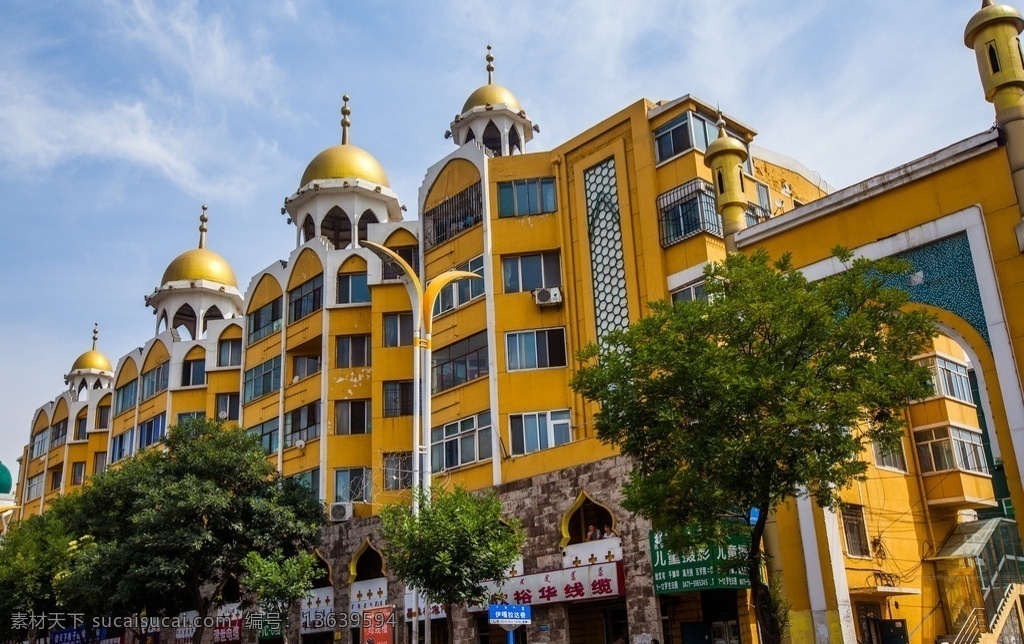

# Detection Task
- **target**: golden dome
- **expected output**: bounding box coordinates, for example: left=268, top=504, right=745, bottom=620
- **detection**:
left=162, top=247, right=238, bottom=287
left=300, top=144, right=390, bottom=189
left=71, top=349, right=112, bottom=373
left=462, top=83, right=521, bottom=114
left=965, top=2, right=1024, bottom=47
left=705, top=117, right=748, bottom=160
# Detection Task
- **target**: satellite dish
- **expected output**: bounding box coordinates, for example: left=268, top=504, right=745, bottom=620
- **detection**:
left=218, top=410, right=228, bottom=420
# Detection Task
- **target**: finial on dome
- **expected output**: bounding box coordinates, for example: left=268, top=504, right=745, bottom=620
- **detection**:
left=715, top=108, right=727, bottom=138
left=198, top=204, right=209, bottom=249
left=982, top=0, right=994, bottom=7
left=341, top=94, right=352, bottom=145
left=486, top=45, right=495, bottom=85
left=92, top=323, right=99, bottom=350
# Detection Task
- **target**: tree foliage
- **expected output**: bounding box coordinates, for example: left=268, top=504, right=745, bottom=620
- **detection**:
left=378, top=485, right=523, bottom=643
left=51, top=419, right=324, bottom=643
left=570, top=247, right=936, bottom=643
left=0, top=512, right=73, bottom=641
left=241, top=549, right=319, bottom=644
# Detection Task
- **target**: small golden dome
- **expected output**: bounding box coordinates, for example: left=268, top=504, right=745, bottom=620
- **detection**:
left=462, top=83, right=521, bottom=114
left=705, top=116, right=748, bottom=160
left=71, top=349, right=112, bottom=373
left=299, top=144, right=390, bottom=189
left=965, top=2, right=1024, bottom=47
left=162, top=247, right=238, bottom=287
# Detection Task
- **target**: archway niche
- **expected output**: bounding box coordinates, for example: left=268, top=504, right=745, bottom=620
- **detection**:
left=321, top=206, right=352, bottom=249
left=302, top=214, right=316, bottom=244
left=482, top=121, right=502, bottom=156
left=562, top=491, right=616, bottom=546
left=172, top=304, right=197, bottom=341
left=350, top=539, right=385, bottom=581
left=356, top=210, right=378, bottom=247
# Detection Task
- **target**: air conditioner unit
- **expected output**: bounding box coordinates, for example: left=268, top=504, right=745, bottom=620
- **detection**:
left=533, top=286, right=563, bottom=307
left=329, top=502, right=353, bottom=523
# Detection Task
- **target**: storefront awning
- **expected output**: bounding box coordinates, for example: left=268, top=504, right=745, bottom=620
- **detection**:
left=929, top=518, right=1013, bottom=561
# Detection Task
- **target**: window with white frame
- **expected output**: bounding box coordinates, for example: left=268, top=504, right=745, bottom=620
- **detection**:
left=920, top=356, right=975, bottom=404
left=71, top=461, right=86, bottom=486
left=432, top=331, right=489, bottom=393
left=502, top=251, right=561, bottom=293
left=181, top=359, right=206, bottom=387
left=384, top=452, right=413, bottom=490
left=50, top=419, right=68, bottom=449
left=335, top=400, right=370, bottom=435
left=433, top=256, right=485, bottom=316
left=138, top=413, right=167, bottom=450
left=25, top=473, right=43, bottom=501
left=915, top=426, right=988, bottom=474
left=30, top=430, right=48, bottom=459
left=841, top=504, right=870, bottom=557
left=247, top=418, right=279, bottom=455
left=114, top=379, right=137, bottom=415
left=872, top=440, right=908, bottom=472
left=509, top=410, right=572, bottom=456
left=383, top=312, right=413, bottom=347
left=140, top=362, right=169, bottom=401
left=217, top=393, right=240, bottom=421
left=337, top=273, right=370, bottom=305
left=248, top=298, right=283, bottom=345
left=177, top=411, right=205, bottom=424
left=506, top=328, right=567, bottom=371
left=336, top=335, right=371, bottom=368
left=431, top=411, right=492, bottom=472
left=334, top=467, right=371, bottom=503
left=497, top=178, right=557, bottom=217
left=111, top=429, right=134, bottom=463
left=289, top=274, right=324, bottom=322
left=94, top=452, right=107, bottom=475
left=218, top=338, right=242, bottom=366
left=293, top=355, right=321, bottom=381
left=49, top=466, right=63, bottom=491
left=96, top=405, right=110, bottom=430
left=284, top=402, right=320, bottom=446
left=383, top=381, right=414, bottom=417
left=671, top=281, right=707, bottom=304
left=244, top=356, right=281, bottom=403
left=74, top=416, right=88, bottom=441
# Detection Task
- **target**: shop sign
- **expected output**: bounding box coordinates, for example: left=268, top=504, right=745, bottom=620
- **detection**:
left=300, top=587, right=335, bottom=634
left=467, top=561, right=624, bottom=611
left=649, top=531, right=751, bottom=594
left=402, top=591, right=445, bottom=622
left=361, top=606, right=394, bottom=644
left=50, top=627, right=109, bottom=644
left=212, top=607, right=242, bottom=644
left=488, top=604, right=531, bottom=626
left=350, top=578, right=388, bottom=613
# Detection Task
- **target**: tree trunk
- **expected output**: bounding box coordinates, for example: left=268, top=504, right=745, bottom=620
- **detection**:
left=747, top=504, right=783, bottom=644
left=444, top=603, right=454, bottom=644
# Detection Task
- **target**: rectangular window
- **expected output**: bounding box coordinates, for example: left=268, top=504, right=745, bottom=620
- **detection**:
left=284, top=401, right=320, bottom=447
left=30, top=430, right=49, bottom=459
left=138, top=413, right=167, bottom=450
left=842, top=505, right=870, bottom=557
left=423, top=181, right=482, bottom=250
left=383, top=312, right=414, bottom=347
left=431, top=331, right=489, bottom=393
left=243, top=356, right=282, bottom=403
left=96, top=405, right=111, bottom=430
left=383, top=381, right=414, bottom=417
left=289, top=274, right=323, bottom=322
left=93, top=452, right=107, bottom=475
left=509, top=410, right=572, bottom=456
left=337, top=273, right=371, bottom=304
left=431, top=411, right=492, bottom=472
left=506, top=328, right=567, bottom=371
left=177, top=411, right=205, bottom=424
left=248, top=298, right=283, bottom=345
left=433, top=256, right=485, bottom=316
left=497, top=178, right=557, bottom=217
left=25, top=473, right=43, bottom=501
left=181, top=359, right=206, bottom=386
left=50, top=419, right=68, bottom=449
left=114, top=379, right=138, bottom=415
left=671, top=281, right=707, bottom=304
left=74, top=416, right=88, bottom=441
left=49, top=466, right=63, bottom=491
left=71, top=462, right=86, bottom=486
left=383, top=452, right=413, bottom=490
left=654, top=114, right=693, bottom=163
left=336, top=335, right=371, bottom=368
left=110, top=429, right=135, bottom=463
left=293, top=355, right=321, bottom=381
left=502, top=252, right=561, bottom=293
left=657, top=179, right=721, bottom=246
left=218, top=339, right=242, bottom=366
left=921, top=357, right=975, bottom=404
left=382, top=246, right=420, bottom=280
left=247, top=418, right=279, bottom=455
left=216, top=393, right=240, bottom=421
left=290, top=467, right=320, bottom=500
left=334, top=468, right=371, bottom=503
left=872, top=440, right=908, bottom=472
left=335, top=400, right=371, bottom=435
left=140, top=362, right=170, bottom=401
left=914, top=426, right=988, bottom=474
left=756, top=182, right=772, bottom=211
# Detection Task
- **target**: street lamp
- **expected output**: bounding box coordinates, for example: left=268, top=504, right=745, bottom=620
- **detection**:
left=362, top=240, right=481, bottom=643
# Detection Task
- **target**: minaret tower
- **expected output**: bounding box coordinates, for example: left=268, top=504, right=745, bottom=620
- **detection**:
left=965, top=0, right=1024, bottom=250
left=65, top=323, right=114, bottom=397
left=703, top=112, right=750, bottom=252
left=448, top=46, right=536, bottom=156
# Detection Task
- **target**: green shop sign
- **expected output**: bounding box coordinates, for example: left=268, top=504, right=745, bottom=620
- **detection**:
left=648, top=531, right=752, bottom=594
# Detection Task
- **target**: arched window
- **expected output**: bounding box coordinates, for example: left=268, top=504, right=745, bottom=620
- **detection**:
left=172, top=304, right=197, bottom=341
left=483, top=121, right=502, bottom=156
left=509, top=126, right=522, bottom=155
left=322, top=206, right=352, bottom=249
left=989, top=42, right=1001, bottom=74
left=202, top=306, right=224, bottom=338
left=352, top=541, right=385, bottom=581
left=562, top=492, right=616, bottom=546
left=302, top=214, right=316, bottom=243
left=356, top=210, right=378, bottom=247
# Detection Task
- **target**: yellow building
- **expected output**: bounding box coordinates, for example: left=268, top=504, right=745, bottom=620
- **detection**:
left=18, top=2, right=1024, bottom=643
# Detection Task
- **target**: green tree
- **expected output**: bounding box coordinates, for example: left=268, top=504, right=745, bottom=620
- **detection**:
left=241, top=549, right=319, bottom=644
left=0, top=512, right=73, bottom=642
left=570, top=248, right=936, bottom=643
left=378, top=485, right=524, bottom=644
left=52, top=418, right=324, bottom=644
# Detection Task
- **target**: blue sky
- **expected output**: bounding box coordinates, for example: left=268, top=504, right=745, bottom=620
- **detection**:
left=0, top=0, right=997, bottom=477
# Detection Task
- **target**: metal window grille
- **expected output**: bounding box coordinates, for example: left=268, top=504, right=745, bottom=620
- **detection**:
left=656, top=179, right=721, bottom=247
left=423, top=182, right=483, bottom=250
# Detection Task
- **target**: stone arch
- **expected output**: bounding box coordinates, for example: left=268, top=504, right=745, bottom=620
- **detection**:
left=482, top=120, right=502, bottom=156
left=158, top=311, right=169, bottom=334
left=172, top=303, right=197, bottom=341
left=246, top=273, right=285, bottom=315
left=322, top=205, right=352, bottom=249
left=349, top=538, right=386, bottom=581
left=114, top=356, right=139, bottom=389
left=311, top=550, right=333, bottom=587
left=142, top=340, right=171, bottom=373
left=356, top=209, right=378, bottom=247
left=287, top=248, right=325, bottom=291
left=561, top=490, right=616, bottom=547
left=77, top=380, right=89, bottom=402
left=201, top=305, right=224, bottom=338
left=32, top=408, right=50, bottom=435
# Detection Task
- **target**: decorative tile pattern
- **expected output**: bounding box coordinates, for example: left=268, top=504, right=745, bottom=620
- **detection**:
left=881, top=232, right=989, bottom=345
left=584, top=158, right=630, bottom=338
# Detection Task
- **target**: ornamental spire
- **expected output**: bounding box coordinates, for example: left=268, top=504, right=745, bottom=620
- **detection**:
left=91, top=323, right=99, bottom=350
left=198, top=204, right=208, bottom=249
left=486, top=45, right=494, bottom=85
left=341, top=94, right=351, bottom=145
